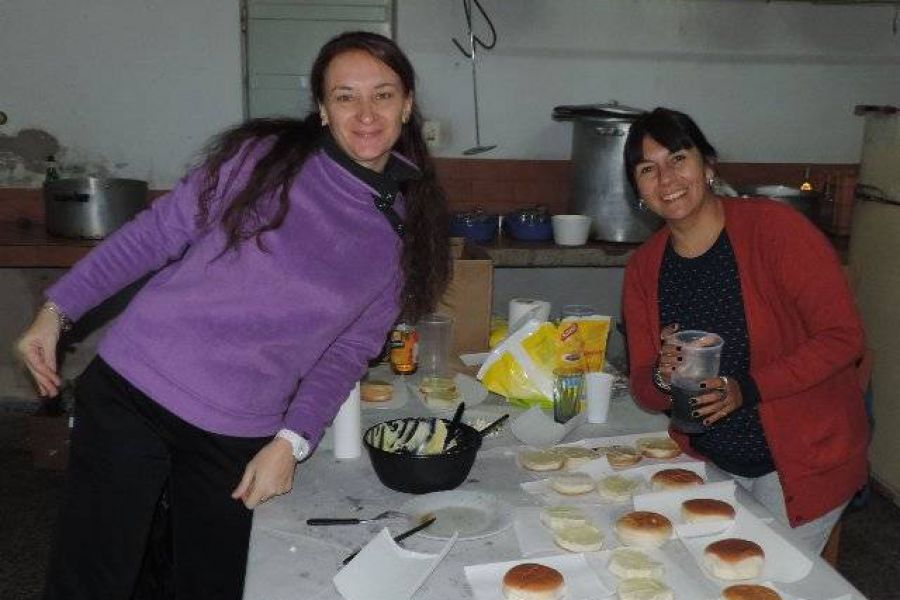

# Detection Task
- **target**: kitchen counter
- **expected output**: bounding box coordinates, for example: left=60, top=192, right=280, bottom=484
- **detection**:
left=0, top=219, right=95, bottom=267
left=477, top=238, right=639, bottom=268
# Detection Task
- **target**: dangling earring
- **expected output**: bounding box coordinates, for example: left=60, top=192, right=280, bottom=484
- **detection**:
left=401, top=113, right=409, bottom=124
left=638, top=198, right=646, bottom=211
left=707, top=176, right=716, bottom=188
left=320, top=113, right=328, bottom=127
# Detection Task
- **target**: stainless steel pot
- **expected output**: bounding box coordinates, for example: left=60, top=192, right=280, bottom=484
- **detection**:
left=44, top=177, right=148, bottom=239
left=553, top=103, right=661, bottom=242
left=737, top=185, right=826, bottom=227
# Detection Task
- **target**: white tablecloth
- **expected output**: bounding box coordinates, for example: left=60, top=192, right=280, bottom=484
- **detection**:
left=243, top=383, right=867, bottom=600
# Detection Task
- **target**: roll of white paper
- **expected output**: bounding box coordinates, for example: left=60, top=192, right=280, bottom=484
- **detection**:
left=333, top=382, right=362, bottom=460
left=508, top=298, right=552, bottom=332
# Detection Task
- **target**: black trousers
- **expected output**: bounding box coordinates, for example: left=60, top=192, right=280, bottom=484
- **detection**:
left=44, top=358, right=270, bottom=600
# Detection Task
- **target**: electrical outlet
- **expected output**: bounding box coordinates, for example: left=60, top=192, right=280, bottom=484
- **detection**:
left=422, top=120, right=442, bottom=148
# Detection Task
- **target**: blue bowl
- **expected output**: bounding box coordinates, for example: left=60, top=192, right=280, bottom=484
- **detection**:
left=504, top=216, right=554, bottom=241
left=449, top=213, right=498, bottom=243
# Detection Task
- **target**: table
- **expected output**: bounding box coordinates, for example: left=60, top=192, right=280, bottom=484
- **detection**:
left=243, top=382, right=868, bottom=600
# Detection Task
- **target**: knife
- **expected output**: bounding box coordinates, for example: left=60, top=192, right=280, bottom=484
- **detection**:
left=341, top=515, right=437, bottom=565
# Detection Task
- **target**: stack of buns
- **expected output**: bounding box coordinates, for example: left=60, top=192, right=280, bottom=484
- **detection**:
left=650, top=468, right=705, bottom=491
left=615, top=511, right=673, bottom=548
left=539, top=505, right=589, bottom=531
left=554, top=446, right=598, bottom=469
left=597, top=474, right=642, bottom=503
left=607, top=548, right=665, bottom=579
left=681, top=498, right=736, bottom=523
left=360, top=380, right=393, bottom=403
left=636, top=436, right=682, bottom=459
left=519, top=449, right=565, bottom=472
left=603, top=445, right=642, bottom=469
left=550, top=473, right=595, bottom=495
left=703, top=538, right=765, bottom=580
left=721, top=584, right=783, bottom=600
left=502, top=563, right=565, bottom=600
left=553, top=523, right=604, bottom=553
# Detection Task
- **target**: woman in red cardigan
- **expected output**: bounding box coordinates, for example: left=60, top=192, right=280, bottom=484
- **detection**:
left=622, top=107, right=869, bottom=553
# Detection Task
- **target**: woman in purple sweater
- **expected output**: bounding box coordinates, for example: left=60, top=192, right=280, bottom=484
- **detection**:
left=15, top=31, right=450, bottom=599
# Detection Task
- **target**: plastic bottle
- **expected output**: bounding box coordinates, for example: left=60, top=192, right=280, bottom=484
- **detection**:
left=44, top=155, right=60, bottom=183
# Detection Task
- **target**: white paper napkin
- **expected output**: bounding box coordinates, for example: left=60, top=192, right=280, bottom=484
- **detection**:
left=464, top=553, right=612, bottom=600
left=333, top=528, right=457, bottom=600
left=680, top=510, right=813, bottom=585
left=510, top=406, right=586, bottom=447
left=632, top=480, right=739, bottom=538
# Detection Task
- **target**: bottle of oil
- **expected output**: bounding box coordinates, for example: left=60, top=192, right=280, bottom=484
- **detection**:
left=389, top=323, right=418, bottom=375
left=44, top=155, right=60, bottom=184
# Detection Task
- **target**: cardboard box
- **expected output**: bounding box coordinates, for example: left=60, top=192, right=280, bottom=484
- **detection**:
left=437, top=238, right=493, bottom=355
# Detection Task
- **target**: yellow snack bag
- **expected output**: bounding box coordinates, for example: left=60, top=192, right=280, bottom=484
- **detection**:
left=478, top=319, right=557, bottom=409
left=559, top=315, right=612, bottom=372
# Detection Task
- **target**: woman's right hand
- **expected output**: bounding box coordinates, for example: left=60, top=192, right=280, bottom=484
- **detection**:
left=656, top=323, right=681, bottom=385
left=14, top=307, right=63, bottom=397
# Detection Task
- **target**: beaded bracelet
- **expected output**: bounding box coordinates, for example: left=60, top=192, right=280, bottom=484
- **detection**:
left=42, top=301, right=73, bottom=332
left=652, top=366, right=672, bottom=392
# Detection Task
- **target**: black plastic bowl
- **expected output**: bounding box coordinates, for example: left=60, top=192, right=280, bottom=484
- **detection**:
left=363, top=418, right=482, bottom=494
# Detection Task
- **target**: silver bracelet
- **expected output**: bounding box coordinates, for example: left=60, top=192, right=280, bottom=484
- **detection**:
left=42, top=301, right=73, bottom=332
left=652, top=366, right=672, bottom=392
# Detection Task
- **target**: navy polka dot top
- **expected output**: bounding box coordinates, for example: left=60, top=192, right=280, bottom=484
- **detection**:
left=659, top=230, right=775, bottom=477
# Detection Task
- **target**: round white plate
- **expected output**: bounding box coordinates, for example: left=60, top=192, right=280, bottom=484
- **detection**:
left=409, top=373, right=488, bottom=414
left=400, top=490, right=513, bottom=541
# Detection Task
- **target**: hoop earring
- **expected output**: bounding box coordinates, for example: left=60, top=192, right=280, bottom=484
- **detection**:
left=401, top=113, right=409, bottom=124
left=707, top=176, right=716, bottom=188
left=638, top=198, right=646, bottom=211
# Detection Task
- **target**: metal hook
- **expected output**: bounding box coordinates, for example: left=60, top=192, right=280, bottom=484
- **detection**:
left=451, top=0, right=497, bottom=59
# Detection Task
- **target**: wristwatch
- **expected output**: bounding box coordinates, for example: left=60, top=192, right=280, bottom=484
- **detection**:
left=276, top=428, right=311, bottom=462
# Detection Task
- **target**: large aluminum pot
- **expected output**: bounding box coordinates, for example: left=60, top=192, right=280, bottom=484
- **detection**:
left=44, top=177, right=148, bottom=239
left=553, top=103, right=661, bottom=242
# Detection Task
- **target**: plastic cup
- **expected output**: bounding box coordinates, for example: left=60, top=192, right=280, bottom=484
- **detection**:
left=668, top=330, right=724, bottom=433
left=585, top=372, right=614, bottom=423
left=416, top=314, right=453, bottom=377
left=561, top=304, right=598, bottom=319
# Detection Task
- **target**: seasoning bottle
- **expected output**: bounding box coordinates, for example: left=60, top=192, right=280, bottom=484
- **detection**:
left=390, top=322, right=418, bottom=375
left=44, top=155, right=60, bottom=184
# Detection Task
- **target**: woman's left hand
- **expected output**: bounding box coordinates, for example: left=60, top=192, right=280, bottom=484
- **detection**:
left=691, top=375, right=743, bottom=427
left=231, top=438, right=296, bottom=509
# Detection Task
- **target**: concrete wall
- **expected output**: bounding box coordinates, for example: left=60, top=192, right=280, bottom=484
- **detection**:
left=2, top=1, right=899, bottom=187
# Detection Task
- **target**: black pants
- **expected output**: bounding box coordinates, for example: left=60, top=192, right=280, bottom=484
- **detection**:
left=44, top=358, right=270, bottom=600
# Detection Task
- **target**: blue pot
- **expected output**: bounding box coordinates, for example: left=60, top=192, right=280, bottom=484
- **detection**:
left=504, top=207, right=554, bottom=241
left=449, top=211, right=498, bottom=243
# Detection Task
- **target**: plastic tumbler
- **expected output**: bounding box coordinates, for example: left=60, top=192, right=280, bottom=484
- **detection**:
left=668, top=330, right=724, bottom=433
left=416, top=314, right=453, bottom=377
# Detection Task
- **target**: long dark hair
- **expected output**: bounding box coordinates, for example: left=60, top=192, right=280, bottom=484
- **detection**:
left=623, top=107, right=718, bottom=195
left=195, top=31, right=450, bottom=321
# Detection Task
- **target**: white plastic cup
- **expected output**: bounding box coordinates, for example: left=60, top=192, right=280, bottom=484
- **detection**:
left=585, top=372, right=614, bottom=423
left=551, top=215, right=592, bottom=246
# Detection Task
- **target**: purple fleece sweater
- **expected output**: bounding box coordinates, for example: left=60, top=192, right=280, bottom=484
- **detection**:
left=47, top=143, right=404, bottom=446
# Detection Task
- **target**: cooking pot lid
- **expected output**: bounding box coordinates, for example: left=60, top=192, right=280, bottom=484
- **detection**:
left=552, top=102, right=645, bottom=121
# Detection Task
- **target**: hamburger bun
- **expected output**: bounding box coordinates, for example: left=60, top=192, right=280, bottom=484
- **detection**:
left=519, top=449, right=565, bottom=472
left=418, top=376, right=457, bottom=394
left=721, top=584, right=783, bottom=600
left=636, top=436, right=682, bottom=459
left=539, top=505, right=589, bottom=531
left=650, top=468, right=705, bottom=491
left=615, top=511, right=673, bottom=548
left=604, top=445, right=642, bottom=469
left=554, top=445, right=598, bottom=469
left=616, top=577, right=674, bottom=600
left=597, top=474, right=642, bottom=503
left=502, top=563, right=565, bottom=600
left=550, top=472, right=596, bottom=495
left=607, top=548, right=665, bottom=579
left=681, top=498, right=736, bottom=523
left=553, top=523, right=604, bottom=553
left=360, top=380, right=393, bottom=403
left=704, top=538, right=765, bottom=581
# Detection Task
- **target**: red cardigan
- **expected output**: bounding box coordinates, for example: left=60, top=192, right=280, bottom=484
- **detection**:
left=623, top=198, right=869, bottom=526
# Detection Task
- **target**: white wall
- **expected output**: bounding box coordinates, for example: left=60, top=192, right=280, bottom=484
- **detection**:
left=2, top=1, right=898, bottom=188
left=399, top=0, right=900, bottom=163
left=0, top=0, right=243, bottom=188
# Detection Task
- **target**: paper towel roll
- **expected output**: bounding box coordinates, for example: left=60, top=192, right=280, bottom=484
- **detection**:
left=508, top=298, right=552, bottom=332
left=333, top=382, right=361, bottom=460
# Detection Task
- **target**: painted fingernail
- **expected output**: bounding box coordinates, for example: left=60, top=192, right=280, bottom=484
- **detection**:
left=689, top=398, right=698, bottom=406
left=703, top=419, right=711, bottom=426
left=699, top=382, right=707, bottom=389
left=676, top=357, right=683, bottom=362
left=691, top=411, right=700, bottom=418
left=675, top=346, right=682, bottom=351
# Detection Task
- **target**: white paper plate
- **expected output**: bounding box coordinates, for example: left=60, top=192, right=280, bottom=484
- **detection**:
left=465, top=553, right=612, bottom=600
left=409, top=373, right=488, bottom=414
left=400, top=490, right=513, bottom=541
